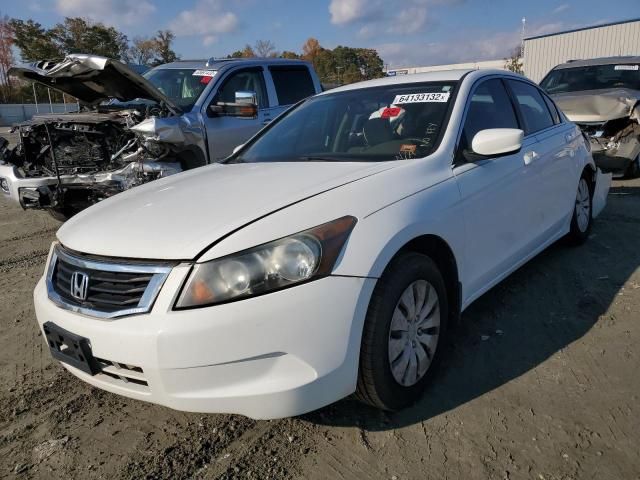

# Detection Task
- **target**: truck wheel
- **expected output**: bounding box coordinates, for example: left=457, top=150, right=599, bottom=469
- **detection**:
left=625, top=154, right=640, bottom=179
left=47, top=208, right=76, bottom=222
left=355, top=252, right=448, bottom=411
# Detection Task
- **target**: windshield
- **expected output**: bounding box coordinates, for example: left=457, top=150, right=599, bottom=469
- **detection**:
left=541, top=63, right=640, bottom=94
left=234, top=82, right=456, bottom=163
left=143, top=68, right=217, bottom=110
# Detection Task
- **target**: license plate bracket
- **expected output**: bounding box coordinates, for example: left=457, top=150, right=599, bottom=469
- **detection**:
left=43, top=322, right=100, bottom=375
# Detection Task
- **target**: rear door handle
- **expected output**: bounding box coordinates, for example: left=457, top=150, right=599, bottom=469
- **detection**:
left=523, top=151, right=538, bottom=165
left=262, top=119, right=272, bottom=126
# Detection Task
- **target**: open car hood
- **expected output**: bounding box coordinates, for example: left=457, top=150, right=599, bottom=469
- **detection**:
left=551, top=88, right=640, bottom=123
left=8, top=54, right=181, bottom=114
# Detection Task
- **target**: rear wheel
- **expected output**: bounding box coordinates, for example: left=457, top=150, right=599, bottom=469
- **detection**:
left=566, top=173, right=592, bottom=245
left=355, top=252, right=448, bottom=411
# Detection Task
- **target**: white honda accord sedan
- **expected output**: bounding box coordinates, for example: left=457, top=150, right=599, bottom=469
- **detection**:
left=34, top=69, right=610, bottom=419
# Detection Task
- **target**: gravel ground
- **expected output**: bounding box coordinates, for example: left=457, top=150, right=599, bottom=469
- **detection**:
left=0, top=170, right=639, bottom=479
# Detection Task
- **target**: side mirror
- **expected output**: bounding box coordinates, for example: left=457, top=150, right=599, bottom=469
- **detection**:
left=471, top=128, right=524, bottom=156
left=208, top=90, right=258, bottom=118
left=235, top=90, right=258, bottom=106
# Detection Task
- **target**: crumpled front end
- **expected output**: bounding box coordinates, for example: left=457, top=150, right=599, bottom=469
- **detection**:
left=0, top=109, right=190, bottom=216
left=553, top=89, right=640, bottom=176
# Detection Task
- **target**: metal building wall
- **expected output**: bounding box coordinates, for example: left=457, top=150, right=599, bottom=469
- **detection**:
left=524, top=19, right=640, bottom=83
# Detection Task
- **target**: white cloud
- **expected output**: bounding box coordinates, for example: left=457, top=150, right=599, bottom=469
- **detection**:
left=55, top=0, right=155, bottom=27
left=375, top=18, right=584, bottom=68
left=170, top=0, right=239, bottom=46
left=329, top=0, right=380, bottom=25
left=332, top=0, right=453, bottom=37
left=388, top=7, right=429, bottom=34
left=552, top=4, right=570, bottom=14
left=376, top=29, right=520, bottom=67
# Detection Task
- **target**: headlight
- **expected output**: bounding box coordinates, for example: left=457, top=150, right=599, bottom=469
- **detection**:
left=175, top=216, right=357, bottom=308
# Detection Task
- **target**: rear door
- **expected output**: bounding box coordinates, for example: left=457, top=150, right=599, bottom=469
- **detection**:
left=505, top=79, right=576, bottom=241
left=203, top=67, right=271, bottom=160
left=266, top=65, right=318, bottom=122
left=453, top=78, right=537, bottom=300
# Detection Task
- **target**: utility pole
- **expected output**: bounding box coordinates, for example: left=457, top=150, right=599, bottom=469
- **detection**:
left=520, top=17, right=526, bottom=58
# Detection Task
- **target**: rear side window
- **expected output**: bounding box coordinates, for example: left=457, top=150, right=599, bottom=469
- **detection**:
left=542, top=93, right=561, bottom=124
left=507, top=80, right=554, bottom=134
left=269, top=66, right=316, bottom=106
left=460, top=79, right=519, bottom=155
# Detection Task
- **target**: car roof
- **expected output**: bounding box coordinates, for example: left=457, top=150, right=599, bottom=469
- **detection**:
left=551, top=56, right=640, bottom=70
left=321, top=69, right=528, bottom=95
left=153, top=58, right=311, bottom=70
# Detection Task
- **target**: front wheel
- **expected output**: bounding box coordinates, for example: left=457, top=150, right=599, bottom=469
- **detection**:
left=355, top=252, right=448, bottom=411
left=566, top=173, right=592, bottom=245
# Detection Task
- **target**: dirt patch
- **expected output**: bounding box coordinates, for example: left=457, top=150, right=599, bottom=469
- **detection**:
left=0, top=179, right=639, bottom=479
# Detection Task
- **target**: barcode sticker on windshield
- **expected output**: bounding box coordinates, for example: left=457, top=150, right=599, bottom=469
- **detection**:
left=614, top=65, right=639, bottom=71
left=393, top=92, right=450, bottom=104
left=193, top=69, right=217, bottom=76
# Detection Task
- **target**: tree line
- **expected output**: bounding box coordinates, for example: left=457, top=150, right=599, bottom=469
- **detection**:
left=0, top=12, right=386, bottom=104
left=229, top=38, right=386, bottom=86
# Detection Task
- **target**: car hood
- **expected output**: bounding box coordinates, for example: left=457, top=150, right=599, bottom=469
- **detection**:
left=8, top=54, right=181, bottom=114
left=57, top=161, right=396, bottom=260
left=551, top=88, right=640, bottom=123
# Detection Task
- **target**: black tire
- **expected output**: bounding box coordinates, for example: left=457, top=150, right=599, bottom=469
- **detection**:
left=47, top=208, right=76, bottom=222
left=355, top=252, right=449, bottom=411
left=625, top=154, right=640, bottom=179
left=566, top=171, right=593, bottom=245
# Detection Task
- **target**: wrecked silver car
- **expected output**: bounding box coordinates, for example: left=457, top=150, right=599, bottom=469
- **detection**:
left=0, top=54, right=321, bottom=219
left=0, top=55, right=205, bottom=220
left=541, top=56, right=640, bottom=177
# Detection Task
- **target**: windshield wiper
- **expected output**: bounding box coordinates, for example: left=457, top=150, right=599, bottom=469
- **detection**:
left=298, top=156, right=342, bottom=162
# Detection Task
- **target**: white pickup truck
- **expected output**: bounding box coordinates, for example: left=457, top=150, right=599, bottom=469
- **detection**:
left=0, top=55, right=322, bottom=219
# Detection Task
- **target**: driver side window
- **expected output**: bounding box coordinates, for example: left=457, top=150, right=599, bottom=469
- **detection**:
left=459, top=79, right=519, bottom=162
left=214, top=69, right=268, bottom=108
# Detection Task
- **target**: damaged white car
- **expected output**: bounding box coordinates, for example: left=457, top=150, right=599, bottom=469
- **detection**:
left=542, top=56, right=640, bottom=177
left=0, top=54, right=321, bottom=219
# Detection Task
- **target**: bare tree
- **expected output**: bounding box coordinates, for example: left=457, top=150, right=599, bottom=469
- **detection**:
left=254, top=39, right=276, bottom=58
left=0, top=13, right=14, bottom=102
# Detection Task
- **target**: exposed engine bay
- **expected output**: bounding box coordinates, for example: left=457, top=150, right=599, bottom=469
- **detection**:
left=1, top=107, right=182, bottom=217
left=0, top=54, right=207, bottom=220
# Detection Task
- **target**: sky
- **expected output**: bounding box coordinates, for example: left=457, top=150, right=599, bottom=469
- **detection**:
left=2, top=0, right=639, bottom=67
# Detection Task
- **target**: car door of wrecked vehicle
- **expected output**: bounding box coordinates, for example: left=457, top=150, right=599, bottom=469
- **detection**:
left=203, top=66, right=272, bottom=161
left=453, top=77, right=537, bottom=301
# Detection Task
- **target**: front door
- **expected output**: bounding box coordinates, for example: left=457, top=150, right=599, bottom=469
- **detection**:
left=204, top=67, right=271, bottom=161
left=453, top=78, right=536, bottom=301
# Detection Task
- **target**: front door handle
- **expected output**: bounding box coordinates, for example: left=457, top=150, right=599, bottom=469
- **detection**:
left=523, top=151, right=538, bottom=165
left=262, top=118, right=272, bottom=126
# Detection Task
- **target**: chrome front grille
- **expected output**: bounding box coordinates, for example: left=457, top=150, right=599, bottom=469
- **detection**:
left=46, top=245, right=172, bottom=318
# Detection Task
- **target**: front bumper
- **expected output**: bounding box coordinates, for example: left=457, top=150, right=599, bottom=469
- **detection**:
left=34, top=264, right=375, bottom=419
left=0, top=163, right=58, bottom=207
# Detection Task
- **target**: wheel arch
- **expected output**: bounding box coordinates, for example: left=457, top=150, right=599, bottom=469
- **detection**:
left=376, top=233, right=462, bottom=325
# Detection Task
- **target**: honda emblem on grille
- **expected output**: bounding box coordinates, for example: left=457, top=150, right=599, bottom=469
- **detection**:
left=70, top=271, right=89, bottom=301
